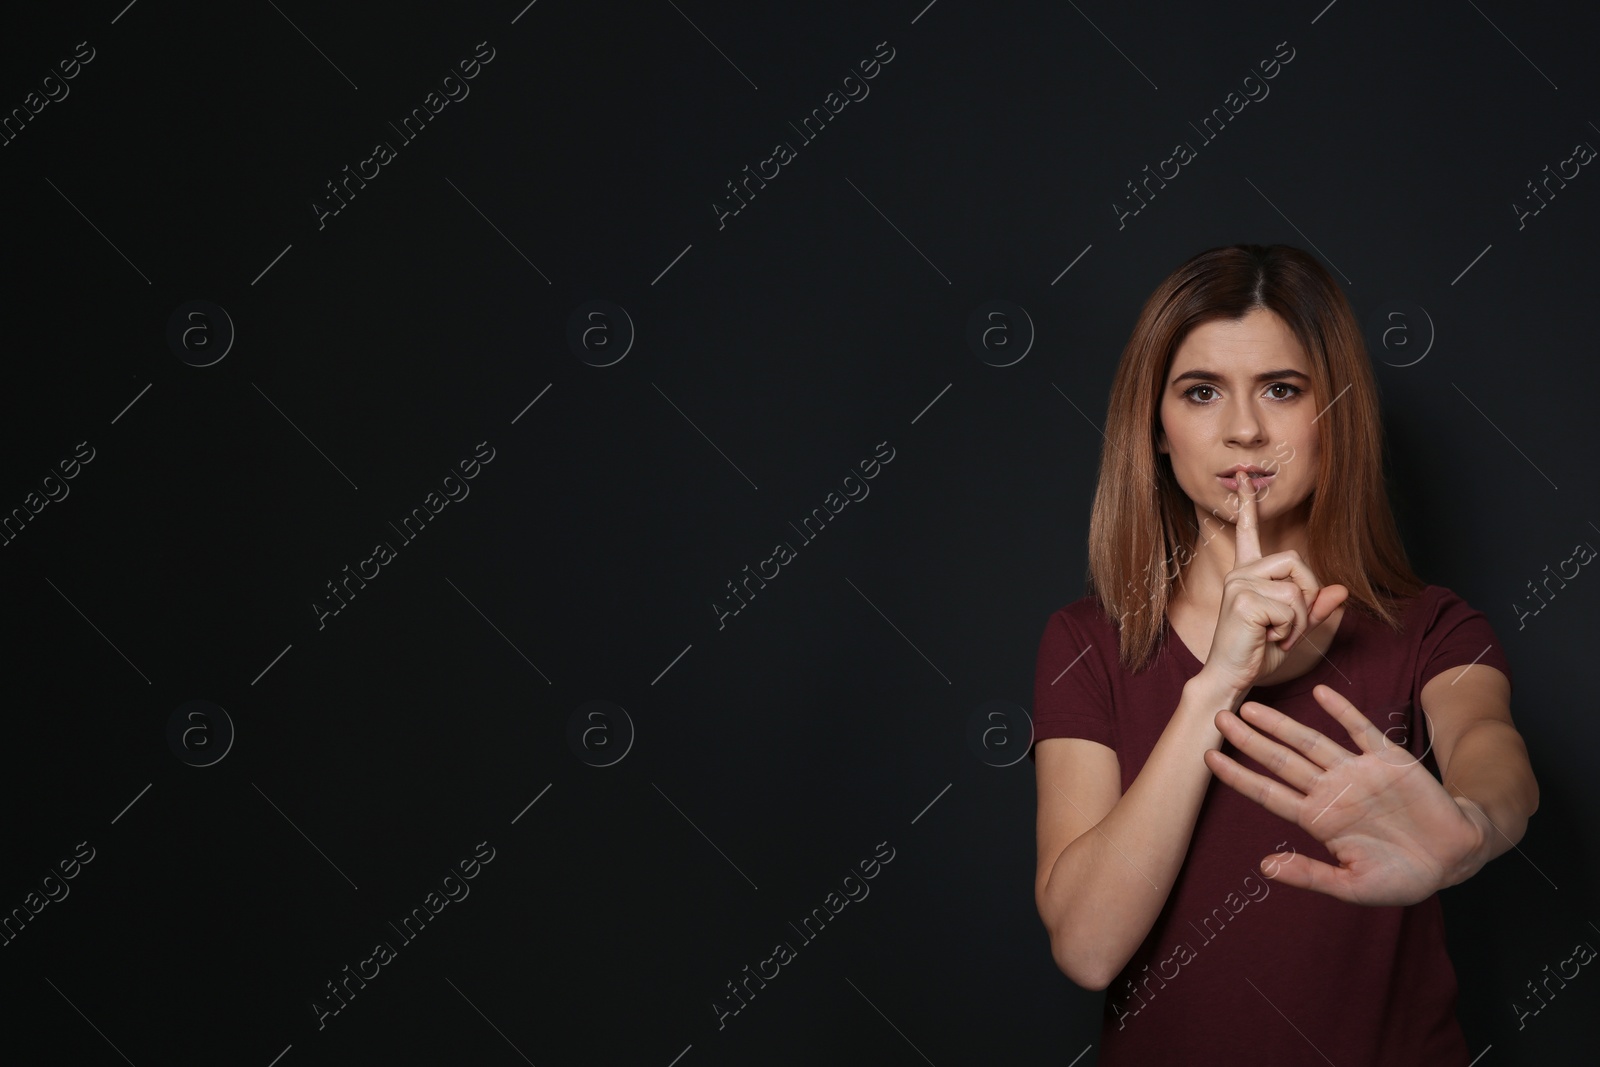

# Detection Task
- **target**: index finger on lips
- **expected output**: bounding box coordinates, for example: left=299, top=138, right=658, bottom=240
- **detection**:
left=1233, top=469, right=1262, bottom=567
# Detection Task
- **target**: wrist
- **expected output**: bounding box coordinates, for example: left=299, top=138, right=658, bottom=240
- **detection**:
left=1442, top=795, right=1493, bottom=889
left=1184, top=671, right=1248, bottom=715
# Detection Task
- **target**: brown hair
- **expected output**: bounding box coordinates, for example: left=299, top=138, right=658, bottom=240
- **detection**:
left=1085, top=243, right=1424, bottom=673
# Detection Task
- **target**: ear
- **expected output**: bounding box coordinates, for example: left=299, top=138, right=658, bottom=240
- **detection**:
left=1155, top=426, right=1168, bottom=455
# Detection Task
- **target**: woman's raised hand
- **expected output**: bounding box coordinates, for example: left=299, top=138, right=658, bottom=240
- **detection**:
left=1204, top=684, right=1487, bottom=905
left=1197, top=469, right=1348, bottom=697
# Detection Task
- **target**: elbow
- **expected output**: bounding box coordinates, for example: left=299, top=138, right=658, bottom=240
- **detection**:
left=1054, top=942, right=1114, bottom=991
left=1045, top=923, right=1116, bottom=991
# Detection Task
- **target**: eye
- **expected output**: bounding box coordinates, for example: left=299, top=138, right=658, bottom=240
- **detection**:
left=1180, top=382, right=1304, bottom=404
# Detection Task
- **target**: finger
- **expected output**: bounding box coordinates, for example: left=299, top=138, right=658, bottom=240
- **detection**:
left=1261, top=579, right=1311, bottom=648
left=1203, top=747, right=1306, bottom=824
left=1233, top=469, right=1262, bottom=567
left=1214, top=708, right=1324, bottom=794
left=1287, top=584, right=1351, bottom=650
left=1237, top=699, right=1351, bottom=771
left=1242, top=556, right=1332, bottom=645
left=1257, top=851, right=1357, bottom=902
left=1311, top=684, right=1387, bottom=756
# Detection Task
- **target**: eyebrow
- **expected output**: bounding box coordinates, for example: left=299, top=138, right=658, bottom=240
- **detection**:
left=1170, top=368, right=1312, bottom=386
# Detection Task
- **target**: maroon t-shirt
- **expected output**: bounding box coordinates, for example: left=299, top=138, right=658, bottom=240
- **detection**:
left=1030, top=584, right=1512, bottom=1066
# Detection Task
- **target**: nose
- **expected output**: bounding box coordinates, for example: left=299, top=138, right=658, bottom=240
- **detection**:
left=1224, top=395, right=1266, bottom=446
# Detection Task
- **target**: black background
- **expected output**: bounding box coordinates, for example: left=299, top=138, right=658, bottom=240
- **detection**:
left=1, top=1, right=1595, bottom=1064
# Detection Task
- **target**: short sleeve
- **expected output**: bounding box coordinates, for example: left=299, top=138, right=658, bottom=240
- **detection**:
left=1416, top=586, right=1513, bottom=693
left=1028, top=607, right=1116, bottom=762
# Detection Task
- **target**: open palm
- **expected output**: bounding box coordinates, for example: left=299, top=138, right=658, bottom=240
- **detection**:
left=1204, top=683, right=1483, bottom=906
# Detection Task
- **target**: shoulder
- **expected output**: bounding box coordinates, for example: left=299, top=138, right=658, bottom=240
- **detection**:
left=1048, top=594, right=1121, bottom=639
left=1395, top=583, right=1482, bottom=627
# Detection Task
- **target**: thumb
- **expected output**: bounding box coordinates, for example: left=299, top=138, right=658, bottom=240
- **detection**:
left=1260, top=852, right=1348, bottom=899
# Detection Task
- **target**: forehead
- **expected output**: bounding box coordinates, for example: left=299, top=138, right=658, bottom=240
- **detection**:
left=1168, top=309, right=1307, bottom=373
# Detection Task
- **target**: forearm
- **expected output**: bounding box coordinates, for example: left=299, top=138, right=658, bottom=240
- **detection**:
left=1041, top=675, right=1243, bottom=989
left=1441, top=719, right=1539, bottom=886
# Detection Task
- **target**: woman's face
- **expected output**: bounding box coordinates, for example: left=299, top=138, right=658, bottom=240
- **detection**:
left=1156, top=307, right=1320, bottom=525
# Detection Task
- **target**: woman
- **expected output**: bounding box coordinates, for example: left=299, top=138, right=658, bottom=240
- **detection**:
left=1029, top=243, right=1538, bottom=1065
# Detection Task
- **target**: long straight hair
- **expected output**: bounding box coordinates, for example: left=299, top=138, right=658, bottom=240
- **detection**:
left=1086, top=243, right=1424, bottom=674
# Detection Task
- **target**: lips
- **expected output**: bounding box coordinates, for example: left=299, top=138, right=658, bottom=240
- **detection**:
left=1218, top=468, right=1274, bottom=491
